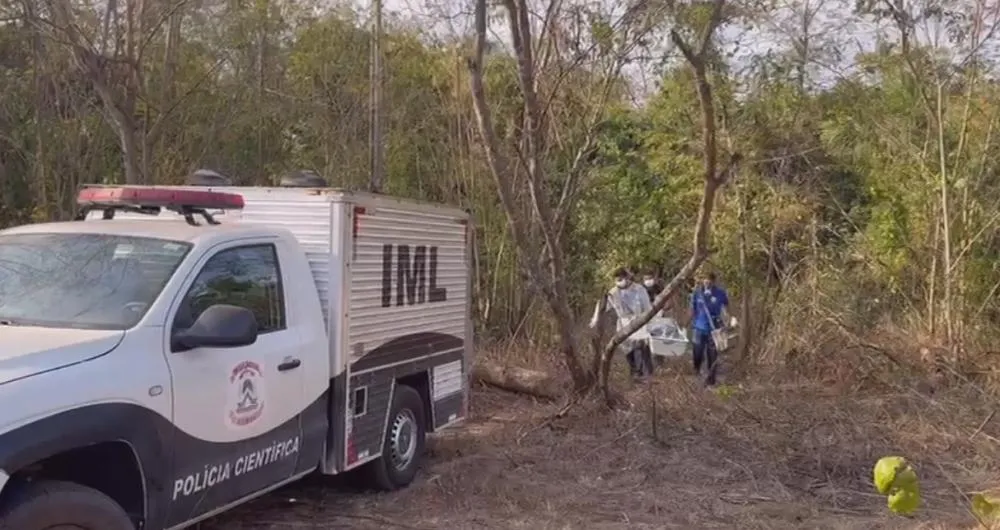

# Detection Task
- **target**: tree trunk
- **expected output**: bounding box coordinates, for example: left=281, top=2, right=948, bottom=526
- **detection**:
left=935, top=81, right=954, bottom=354
left=504, top=0, right=589, bottom=389
left=118, top=117, right=145, bottom=185
left=466, top=0, right=591, bottom=391
left=927, top=206, right=938, bottom=338
left=472, top=361, right=560, bottom=400
left=589, top=295, right=610, bottom=377
left=42, top=0, right=148, bottom=184
left=25, top=0, right=49, bottom=219
left=736, top=176, right=751, bottom=361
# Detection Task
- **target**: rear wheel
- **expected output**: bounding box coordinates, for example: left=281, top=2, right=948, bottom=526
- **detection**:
left=367, top=384, right=426, bottom=491
left=0, top=480, right=134, bottom=530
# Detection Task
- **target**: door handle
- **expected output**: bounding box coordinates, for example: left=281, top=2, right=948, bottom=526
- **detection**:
left=277, top=358, right=301, bottom=371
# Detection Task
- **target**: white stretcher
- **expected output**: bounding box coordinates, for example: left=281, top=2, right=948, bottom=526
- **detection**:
left=624, top=316, right=739, bottom=357
left=647, top=317, right=692, bottom=357
left=618, top=316, right=689, bottom=358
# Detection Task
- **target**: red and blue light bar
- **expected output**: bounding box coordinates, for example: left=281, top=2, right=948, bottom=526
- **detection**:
left=77, top=186, right=245, bottom=210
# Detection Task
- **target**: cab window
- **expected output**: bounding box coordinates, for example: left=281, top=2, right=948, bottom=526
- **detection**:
left=0, top=233, right=190, bottom=330
left=174, top=244, right=286, bottom=333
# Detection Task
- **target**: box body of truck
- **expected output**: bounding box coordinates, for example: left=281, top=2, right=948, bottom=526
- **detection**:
left=215, top=187, right=473, bottom=473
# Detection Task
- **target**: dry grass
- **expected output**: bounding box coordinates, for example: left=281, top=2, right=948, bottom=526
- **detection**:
left=200, top=351, right=1000, bottom=530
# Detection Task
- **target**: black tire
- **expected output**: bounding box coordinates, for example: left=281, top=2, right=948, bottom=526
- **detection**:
left=0, top=480, right=134, bottom=530
left=367, top=384, right=426, bottom=491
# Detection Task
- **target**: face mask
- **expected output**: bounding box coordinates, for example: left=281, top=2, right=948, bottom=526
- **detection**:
left=643, top=279, right=655, bottom=287
left=616, top=279, right=628, bottom=289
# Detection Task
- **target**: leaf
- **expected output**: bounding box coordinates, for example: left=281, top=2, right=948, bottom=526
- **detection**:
left=873, top=456, right=906, bottom=494
left=972, top=493, right=1000, bottom=522
left=713, top=384, right=737, bottom=400
left=888, top=487, right=921, bottom=515
left=873, top=456, right=921, bottom=516
left=589, top=16, right=614, bottom=56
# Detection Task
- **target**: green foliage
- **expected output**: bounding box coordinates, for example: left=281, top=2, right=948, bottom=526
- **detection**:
left=712, top=383, right=738, bottom=400
left=873, top=456, right=921, bottom=515
left=971, top=492, right=1000, bottom=523
left=871, top=457, right=1000, bottom=524
left=1, top=0, right=1000, bottom=352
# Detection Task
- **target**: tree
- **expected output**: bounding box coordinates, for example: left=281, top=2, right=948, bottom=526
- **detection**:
left=27, top=0, right=206, bottom=184
left=466, top=0, right=655, bottom=389
left=853, top=0, right=1000, bottom=356
left=594, top=0, right=738, bottom=400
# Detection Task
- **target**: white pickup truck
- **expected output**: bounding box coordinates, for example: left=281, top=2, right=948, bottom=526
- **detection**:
left=0, top=184, right=472, bottom=530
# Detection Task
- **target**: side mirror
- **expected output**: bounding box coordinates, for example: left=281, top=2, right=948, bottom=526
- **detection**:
left=172, top=304, right=258, bottom=353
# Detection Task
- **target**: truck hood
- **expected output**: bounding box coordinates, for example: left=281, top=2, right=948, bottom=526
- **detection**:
left=0, top=326, right=125, bottom=385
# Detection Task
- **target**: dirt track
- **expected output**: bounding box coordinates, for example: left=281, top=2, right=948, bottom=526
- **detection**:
left=202, top=373, right=994, bottom=529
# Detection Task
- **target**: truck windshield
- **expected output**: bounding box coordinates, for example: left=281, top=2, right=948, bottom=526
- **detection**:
left=0, top=233, right=192, bottom=330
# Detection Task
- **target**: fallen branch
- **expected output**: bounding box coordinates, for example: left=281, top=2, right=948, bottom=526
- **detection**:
left=473, top=361, right=561, bottom=400
left=515, top=395, right=580, bottom=444
left=329, top=513, right=428, bottom=529
left=971, top=410, right=996, bottom=440
left=934, top=462, right=987, bottom=528
left=718, top=493, right=776, bottom=505
left=254, top=512, right=426, bottom=529
left=581, top=424, right=640, bottom=459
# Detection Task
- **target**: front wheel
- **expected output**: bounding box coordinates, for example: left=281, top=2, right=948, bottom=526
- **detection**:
left=0, top=480, right=134, bottom=530
left=367, top=384, right=426, bottom=491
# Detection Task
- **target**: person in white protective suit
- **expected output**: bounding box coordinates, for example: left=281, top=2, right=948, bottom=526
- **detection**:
left=589, top=267, right=655, bottom=379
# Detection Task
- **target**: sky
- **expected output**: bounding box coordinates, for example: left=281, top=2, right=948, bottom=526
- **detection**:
left=342, top=0, right=880, bottom=95
left=337, top=0, right=1000, bottom=100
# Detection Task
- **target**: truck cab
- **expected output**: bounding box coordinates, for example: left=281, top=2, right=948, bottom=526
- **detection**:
left=0, top=186, right=472, bottom=530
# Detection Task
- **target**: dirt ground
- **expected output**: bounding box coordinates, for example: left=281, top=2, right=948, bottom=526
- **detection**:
left=201, top=362, right=1000, bottom=530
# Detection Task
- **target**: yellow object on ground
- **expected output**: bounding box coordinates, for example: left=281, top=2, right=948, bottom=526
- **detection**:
left=873, top=456, right=921, bottom=515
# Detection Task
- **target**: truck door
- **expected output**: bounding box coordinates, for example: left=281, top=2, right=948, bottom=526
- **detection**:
left=161, top=240, right=306, bottom=526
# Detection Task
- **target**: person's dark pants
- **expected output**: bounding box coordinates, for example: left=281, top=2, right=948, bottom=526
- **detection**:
left=626, top=342, right=654, bottom=377
left=692, top=329, right=718, bottom=385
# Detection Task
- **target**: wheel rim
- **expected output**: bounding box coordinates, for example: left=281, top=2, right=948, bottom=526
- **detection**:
left=389, top=408, right=418, bottom=471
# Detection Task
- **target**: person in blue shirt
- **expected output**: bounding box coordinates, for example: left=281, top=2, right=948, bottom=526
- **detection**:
left=690, top=271, right=729, bottom=386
